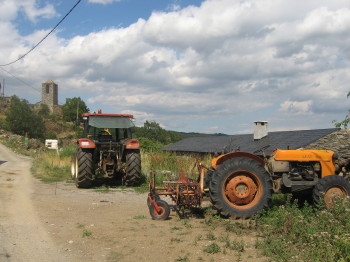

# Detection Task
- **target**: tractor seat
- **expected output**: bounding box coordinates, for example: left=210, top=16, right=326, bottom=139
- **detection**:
left=98, top=134, right=113, bottom=142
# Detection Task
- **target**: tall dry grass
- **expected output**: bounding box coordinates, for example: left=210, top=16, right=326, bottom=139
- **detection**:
left=31, top=146, right=75, bottom=182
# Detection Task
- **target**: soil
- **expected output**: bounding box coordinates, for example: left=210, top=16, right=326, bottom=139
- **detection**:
left=0, top=143, right=267, bottom=262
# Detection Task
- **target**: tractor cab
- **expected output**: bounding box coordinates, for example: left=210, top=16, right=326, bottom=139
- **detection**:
left=82, top=113, right=135, bottom=144
left=71, top=112, right=141, bottom=188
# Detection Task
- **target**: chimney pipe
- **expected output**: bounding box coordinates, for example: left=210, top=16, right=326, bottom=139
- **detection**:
left=254, top=121, right=268, bottom=140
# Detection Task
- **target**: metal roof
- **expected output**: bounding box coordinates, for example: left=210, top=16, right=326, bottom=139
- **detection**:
left=161, top=128, right=340, bottom=155
left=82, top=113, right=134, bottom=118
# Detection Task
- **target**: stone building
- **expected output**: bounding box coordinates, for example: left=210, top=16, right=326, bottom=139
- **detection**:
left=40, top=79, right=58, bottom=113
left=33, top=79, right=62, bottom=115
left=305, top=129, right=350, bottom=161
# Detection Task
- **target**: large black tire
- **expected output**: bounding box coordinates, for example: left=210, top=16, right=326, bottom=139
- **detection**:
left=75, top=148, right=94, bottom=188
left=204, top=169, right=214, bottom=189
left=209, top=157, right=272, bottom=219
left=124, top=149, right=141, bottom=186
left=204, top=168, right=214, bottom=199
left=149, top=200, right=170, bottom=220
left=312, top=175, right=350, bottom=208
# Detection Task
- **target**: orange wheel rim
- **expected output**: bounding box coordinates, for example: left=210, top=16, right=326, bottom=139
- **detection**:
left=153, top=206, right=165, bottom=216
left=223, top=170, right=262, bottom=210
left=324, top=187, right=347, bottom=208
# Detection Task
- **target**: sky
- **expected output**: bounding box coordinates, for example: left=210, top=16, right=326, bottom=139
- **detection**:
left=0, top=0, right=350, bottom=135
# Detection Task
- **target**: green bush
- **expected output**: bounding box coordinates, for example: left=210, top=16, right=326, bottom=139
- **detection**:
left=257, top=195, right=350, bottom=262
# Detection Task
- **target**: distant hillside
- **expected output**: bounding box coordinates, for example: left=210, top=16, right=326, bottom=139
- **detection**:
left=173, top=131, right=228, bottom=139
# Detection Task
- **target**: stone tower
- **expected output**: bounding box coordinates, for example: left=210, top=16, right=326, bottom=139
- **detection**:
left=41, top=79, right=58, bottom=113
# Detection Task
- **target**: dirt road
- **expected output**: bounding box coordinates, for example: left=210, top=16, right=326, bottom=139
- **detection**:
left=0, top=143, right=266, bottom=262
left=0, top=143, right=66, bottom=261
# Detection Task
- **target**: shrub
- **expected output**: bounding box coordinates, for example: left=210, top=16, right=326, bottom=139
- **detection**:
left=256, top=195, right=350, bottom=262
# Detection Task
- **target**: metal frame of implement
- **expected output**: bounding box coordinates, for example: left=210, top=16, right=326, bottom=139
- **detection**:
left=147, top=160, right=206, bottom=220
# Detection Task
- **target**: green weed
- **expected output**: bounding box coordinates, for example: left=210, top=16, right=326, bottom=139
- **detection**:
left=82, top=229, right=92, bottom=237
left=171, top=226, right=183, bottom=231
left=182, top=219, right=192, bottom=228
left=193, top=234, right=203, bottom=245
left=175, top=256, right=190, bottom=262
left=206, top=231, right=216, bottom=240
left=133, top=215, right=147, bottom=220
left=256, top=196, right=350, bottom=262
left=203, top=243, right=221, bottom=254
left=171, top=237, right=183, bottom=243
left=230, top=240, right=245, bottom=253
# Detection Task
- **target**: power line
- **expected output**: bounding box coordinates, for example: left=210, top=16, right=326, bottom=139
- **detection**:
left=0, top=67, right=40, bottom=92
left=0, top=66, right=65, bottom=104
left=0, top=0, right=82, bottom=67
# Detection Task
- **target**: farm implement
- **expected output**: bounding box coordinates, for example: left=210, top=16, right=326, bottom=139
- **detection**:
left=147, top=160, right=207, bottom=220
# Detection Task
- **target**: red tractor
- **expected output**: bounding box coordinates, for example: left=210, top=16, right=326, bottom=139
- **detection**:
left=71, top=112, right=141, bottom=188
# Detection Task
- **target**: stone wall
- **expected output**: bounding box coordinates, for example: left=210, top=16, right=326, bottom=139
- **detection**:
left=304, top=129, right=350, bottom=161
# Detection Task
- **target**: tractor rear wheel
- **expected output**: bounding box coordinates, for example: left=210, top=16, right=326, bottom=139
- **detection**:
left=124, top=149, right=141, bottom=186
left=149, top=200, right=170, bottom=220
left=209, top=157, right=272, bottom=219
left=312, top=175, right=350, bottom=208
left=75, top=148, right=94, bottom=188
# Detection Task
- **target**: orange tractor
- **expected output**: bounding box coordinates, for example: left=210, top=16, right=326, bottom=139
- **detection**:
left=148, top=148, right=350, bottom=220
left=206, top=148, right=350, bottom=218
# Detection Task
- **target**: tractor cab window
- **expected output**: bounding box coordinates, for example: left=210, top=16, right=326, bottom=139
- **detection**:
left=86, top=126, right=132, bottom=142
left=86, top=127, right=114, bottom=141
left=117, top=128, right=132, bottom=140
left=85, top=116, right=134, bottom=142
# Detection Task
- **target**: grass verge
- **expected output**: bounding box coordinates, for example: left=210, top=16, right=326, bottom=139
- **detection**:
left=31, top=146, right=75, bottom=182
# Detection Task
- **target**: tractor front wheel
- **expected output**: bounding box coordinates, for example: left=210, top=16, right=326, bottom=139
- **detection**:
left=75, top=148, right=94, bottom=188
left=312, top=175, right=350, bottom=208
left=149, top=200, right=170, bottom=220
left=209, top=157, right=272, bottom=219
left=124, top=149, right=141, bottom=186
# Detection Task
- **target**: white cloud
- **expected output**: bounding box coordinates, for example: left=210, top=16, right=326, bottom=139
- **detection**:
left=88, top=0, right=122, bottom=4
left=2, top=0, right=350, bottom=134
left=279, top=100, right=313, bottom=115
left=0, top=0, right=56, bottom=22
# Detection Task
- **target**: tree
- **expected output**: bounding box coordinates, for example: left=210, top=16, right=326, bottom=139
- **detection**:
left=5, top=96, right=45, bottom=138
left=333, top=92, right=350, bottom=128
left=62, top=97, right=89, bottom=123
left=37, top=103, right=50, bottom=117
left=132, top=120, right=182, bottom=149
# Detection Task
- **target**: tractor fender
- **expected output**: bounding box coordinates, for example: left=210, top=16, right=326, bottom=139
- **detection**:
left=125, top=139, right=140, bottom=149
left=77, top=138, right=96, bottom=149
left=211, top=151, right=264, bottom=169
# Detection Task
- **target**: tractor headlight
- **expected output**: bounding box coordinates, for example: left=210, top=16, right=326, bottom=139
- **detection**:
left=81, top=141, right=90, bottom=146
